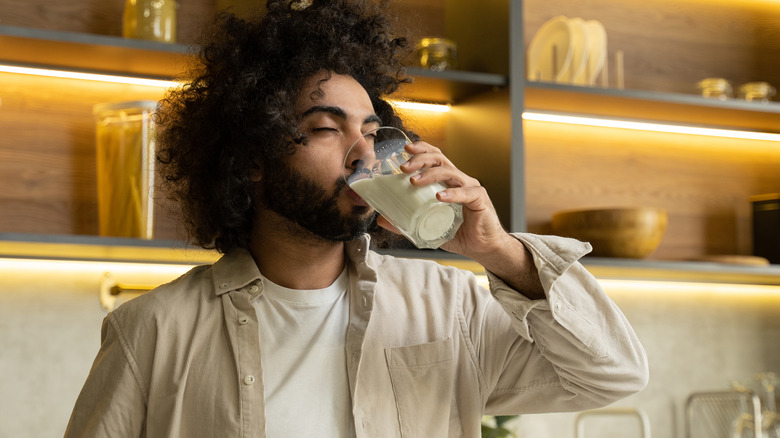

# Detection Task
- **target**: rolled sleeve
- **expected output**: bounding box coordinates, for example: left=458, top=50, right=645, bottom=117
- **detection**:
left=485, top=233, right=649, bottom=410
left=486, top=233, right=591, bottom=341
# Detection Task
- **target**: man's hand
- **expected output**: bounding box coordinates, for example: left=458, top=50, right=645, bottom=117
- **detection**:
left=375, top=141, right=545, bottom=299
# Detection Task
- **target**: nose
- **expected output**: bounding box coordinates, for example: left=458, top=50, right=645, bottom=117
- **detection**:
left=344, top=132, right=376, bottom=171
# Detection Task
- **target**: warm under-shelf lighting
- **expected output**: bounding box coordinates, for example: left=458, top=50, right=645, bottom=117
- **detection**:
left=523, top=111, right=780, bottom=142
left=3, top=256, right=780, bottom=307
left=600, top=278, right=780, bottom=300
left=388, top=100, right=452, bottom=113
left=0, top=257, right=196, bottom=276
left=0, top=64, right=179, bottom=88
left=1, top=64, right=453, bottom=113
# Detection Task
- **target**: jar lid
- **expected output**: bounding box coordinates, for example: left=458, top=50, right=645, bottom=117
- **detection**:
left=749, top=193, right=780, bottom=203
left=415, top=38, right=457, bottom=50
left=696, top=78, right=731, bottom=91
left=93, top=100, right=158, bottom=116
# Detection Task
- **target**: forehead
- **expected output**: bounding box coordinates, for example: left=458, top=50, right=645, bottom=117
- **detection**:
left=296, top=72, right=374, bottom=116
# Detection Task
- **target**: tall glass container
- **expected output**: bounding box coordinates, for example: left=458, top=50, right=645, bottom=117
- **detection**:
left=93, top=101, right=158, bottom=239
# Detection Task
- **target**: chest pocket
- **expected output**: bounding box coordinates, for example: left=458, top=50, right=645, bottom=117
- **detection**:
left=385, top=338, right=464, bottom=438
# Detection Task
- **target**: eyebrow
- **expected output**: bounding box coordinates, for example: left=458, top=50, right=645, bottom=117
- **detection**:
left=301, top=105, right=383, bottom=125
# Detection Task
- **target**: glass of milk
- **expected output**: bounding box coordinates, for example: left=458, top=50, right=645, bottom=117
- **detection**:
left=343, top=126, right=463, bottom=249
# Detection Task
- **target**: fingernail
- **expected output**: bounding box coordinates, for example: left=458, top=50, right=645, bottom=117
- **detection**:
left=410, top=173, right=421, bottom=181
left=437, top=190, right=448, bottom=199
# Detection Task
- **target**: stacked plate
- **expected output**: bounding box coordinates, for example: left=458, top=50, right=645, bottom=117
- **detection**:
left=527, top=16, right=607, bottom=86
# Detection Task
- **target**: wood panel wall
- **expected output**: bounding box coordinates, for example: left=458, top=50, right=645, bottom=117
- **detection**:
left=0, top=0, right=218, bottom=44
left=0, top=73, right=183, bottom=239
left=524, top=122, right=780, bottom=260
left=0, top=0, right=445, bottom=45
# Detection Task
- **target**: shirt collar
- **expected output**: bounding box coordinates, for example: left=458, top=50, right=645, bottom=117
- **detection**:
left=212, top=247, right=263, bottom=296
left=211, top=234, right=374, bottom=296
left=345, top=234, right=371, bottom=265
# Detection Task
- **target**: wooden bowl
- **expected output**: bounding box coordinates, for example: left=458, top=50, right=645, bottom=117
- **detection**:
left=551, top=207, right=668, bottom=258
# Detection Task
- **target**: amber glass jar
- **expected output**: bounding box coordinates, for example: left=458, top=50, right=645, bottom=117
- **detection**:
left=123, top=0, right=177, bottom=43
left=414, top=38, right=459, bottom=71
left=93, top=101, right=158, bottom=239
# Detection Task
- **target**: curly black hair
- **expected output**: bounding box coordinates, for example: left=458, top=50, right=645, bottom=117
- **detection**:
left=155, top=0, right=412, bottom=253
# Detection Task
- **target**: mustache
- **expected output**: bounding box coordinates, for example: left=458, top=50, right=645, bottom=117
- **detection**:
left=335, top=177, right=348, bottom=194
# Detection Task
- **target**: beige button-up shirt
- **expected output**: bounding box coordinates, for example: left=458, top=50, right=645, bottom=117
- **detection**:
left=65, top=233, right=648, bottom=438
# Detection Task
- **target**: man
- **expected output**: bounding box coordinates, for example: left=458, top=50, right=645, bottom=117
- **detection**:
left=65, top=0, right=648, bottom=437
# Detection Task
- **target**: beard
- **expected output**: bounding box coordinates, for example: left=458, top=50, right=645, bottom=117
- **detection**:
left=260, top=162, right=376, bottom=242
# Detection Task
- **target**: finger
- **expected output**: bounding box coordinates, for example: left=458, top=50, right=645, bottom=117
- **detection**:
left=401, top=152, right=449, bottom=173
left=401, top=142, right=451, bottom=172
left=404, top=141, right=441, bottom=155
left=409, top=165, right=480, bottom=189
left=436, top=185, right=492, bottom=210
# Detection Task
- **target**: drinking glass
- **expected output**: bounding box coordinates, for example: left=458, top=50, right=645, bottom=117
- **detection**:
left=343, top=126, right=463, bottom=249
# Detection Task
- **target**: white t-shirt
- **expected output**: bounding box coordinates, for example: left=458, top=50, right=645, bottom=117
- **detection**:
left=253, top=267, right=355, bottom=438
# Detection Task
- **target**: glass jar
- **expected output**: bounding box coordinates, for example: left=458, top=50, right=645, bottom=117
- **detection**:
left=93, top=101, right=158, bottom=239
left=123, top=0, right=177, bottom=44
left=696, top=78, right=732, bottom=100
left=739, top=82, right=776, bottom=103
left=414, top=38, right=459, bottom=71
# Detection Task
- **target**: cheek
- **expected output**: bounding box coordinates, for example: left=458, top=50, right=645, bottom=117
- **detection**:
left=289, top=150, right=345, bottom=184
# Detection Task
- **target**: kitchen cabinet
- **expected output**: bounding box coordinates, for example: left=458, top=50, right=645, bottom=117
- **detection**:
left=2, top=0, right=780, bottom=279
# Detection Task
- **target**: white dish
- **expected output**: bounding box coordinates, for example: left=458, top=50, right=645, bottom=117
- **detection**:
left=568, top=17, right=590, bottom=85
left=584, top=20, right=607, bottom=85
left=527, top=16, right=574, bottom=82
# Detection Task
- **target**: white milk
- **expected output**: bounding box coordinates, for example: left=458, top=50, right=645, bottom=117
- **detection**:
left=350, top=172, right=461, bottom=248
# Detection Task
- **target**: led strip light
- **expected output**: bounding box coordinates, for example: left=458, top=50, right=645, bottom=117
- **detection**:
left=0, top=64, right=179, bottom=88
left=523, top=111, right=780, bottom=142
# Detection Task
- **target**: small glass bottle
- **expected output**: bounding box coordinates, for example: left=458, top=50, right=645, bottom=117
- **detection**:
left=696, top=78, right=733, bottom=100
left=123, top=0, right=177, bottom=44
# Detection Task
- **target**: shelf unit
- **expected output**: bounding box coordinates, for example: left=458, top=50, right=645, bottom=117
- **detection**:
left=0, top=25, right=507, bottom=104
left=0, top=24, right=190, bottom=79
left=520, top=0, right=780, bottom=261
left=0, top=18, right=513, bottom=240
left=525, top=82, right=780, bottom=133
left=1, top=0, right=780, bottom=278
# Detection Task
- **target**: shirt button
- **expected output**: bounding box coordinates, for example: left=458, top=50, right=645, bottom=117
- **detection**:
left=238, top=316, right=249, bottom=325
left=249, top=285, right=259, bottom=293
left=243, top=375, right=256, bottom=385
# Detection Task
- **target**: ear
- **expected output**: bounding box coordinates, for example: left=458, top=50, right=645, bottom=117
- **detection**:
left=250, top=161, right=263, bottom=182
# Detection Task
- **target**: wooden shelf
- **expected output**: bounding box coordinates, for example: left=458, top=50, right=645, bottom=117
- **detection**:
left=0, top=233, right=218, bottom=265
left=3, top=233, right=780, bottom=286
left=387, top=247, right=780, bottom=286
left=525, top=82, right=780, bottom=134
left=399, top=67, right=507, bottom=104
left=0, top=24, right=191, bottom=79
left=0, top=25, right=507, bottom=104
left=582, top=257, right=780, bottom=287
